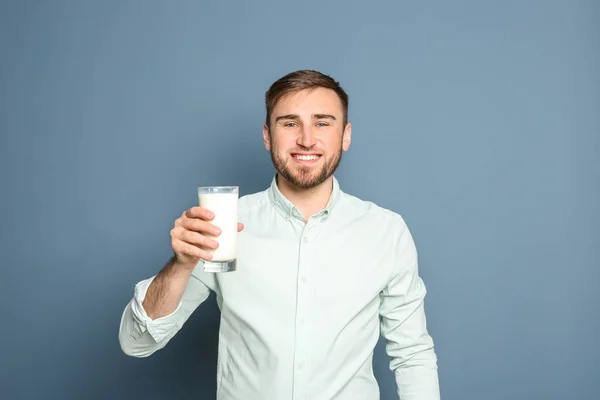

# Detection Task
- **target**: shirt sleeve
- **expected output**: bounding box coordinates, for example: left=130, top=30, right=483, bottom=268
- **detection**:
left=379, top=218, right=440, bottom=400
left=118, top=265, right=216, bottom=358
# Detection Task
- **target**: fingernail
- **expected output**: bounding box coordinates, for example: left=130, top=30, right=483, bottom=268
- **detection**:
left=214, top=228, right=221, bottom=235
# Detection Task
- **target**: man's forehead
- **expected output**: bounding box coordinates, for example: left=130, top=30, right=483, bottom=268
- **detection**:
left=273, top=88, right=343, bottom=115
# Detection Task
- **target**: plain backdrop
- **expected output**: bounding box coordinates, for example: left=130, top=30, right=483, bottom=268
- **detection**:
left=0, top=1, right=598, bottom=399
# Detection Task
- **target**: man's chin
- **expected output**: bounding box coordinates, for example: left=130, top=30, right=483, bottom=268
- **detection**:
left=286, top=171, right=327, bottom=189
left=271, top=152, right=339, bottom=190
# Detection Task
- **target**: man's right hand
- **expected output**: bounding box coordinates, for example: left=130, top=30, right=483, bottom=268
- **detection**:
left=170, top=207, right=244, bottom=268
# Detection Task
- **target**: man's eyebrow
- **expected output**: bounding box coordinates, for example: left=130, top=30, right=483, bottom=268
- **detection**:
left=313, top=114, right=336, bottom=120
left=275, top=114, right=299, bottom=122
left=274, top=113, right=337, bottom=123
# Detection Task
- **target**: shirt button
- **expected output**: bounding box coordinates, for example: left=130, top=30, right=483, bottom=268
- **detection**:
left=299, top=317, right=305, bottom=326
left=298, top=361, right=304, bottom=370
left=303, top=236, right=308, bottom=243
left=300, top=276, right=307, bottom=284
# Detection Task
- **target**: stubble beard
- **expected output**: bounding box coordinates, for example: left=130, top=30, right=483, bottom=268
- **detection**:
left=269, top=138, right=343, bottom=190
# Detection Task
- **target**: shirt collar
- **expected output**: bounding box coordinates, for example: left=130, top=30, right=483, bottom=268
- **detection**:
left=268, top=174, right=341, bottom=221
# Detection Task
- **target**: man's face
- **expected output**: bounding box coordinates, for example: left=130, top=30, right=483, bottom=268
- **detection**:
left=263, top=88, right=352, bottom=189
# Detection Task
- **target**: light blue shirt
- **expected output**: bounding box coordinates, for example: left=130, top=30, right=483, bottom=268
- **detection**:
left=119, top=175, right=440, bottom=400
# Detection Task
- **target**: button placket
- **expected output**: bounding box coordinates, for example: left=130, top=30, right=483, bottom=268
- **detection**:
left=294, top=219, right=315, bottom=397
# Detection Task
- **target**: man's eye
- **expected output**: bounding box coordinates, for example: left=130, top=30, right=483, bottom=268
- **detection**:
left=316, top=122, right=329, bottom=127
left=285, top=122, right=298, bottom=127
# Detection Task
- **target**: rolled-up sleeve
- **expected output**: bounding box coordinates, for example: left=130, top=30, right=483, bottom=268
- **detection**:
left=379, top=219, right=440, bottom=400
left=118, top=269, right=213, bottom=358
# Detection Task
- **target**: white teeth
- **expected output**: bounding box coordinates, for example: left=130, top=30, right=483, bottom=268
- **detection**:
left=295, top=155, right=319, bottom=161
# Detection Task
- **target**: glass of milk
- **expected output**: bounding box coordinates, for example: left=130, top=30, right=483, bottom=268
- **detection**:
left=197, top=186, right=239, bottom=273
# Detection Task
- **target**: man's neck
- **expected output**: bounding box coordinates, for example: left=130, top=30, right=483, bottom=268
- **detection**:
left=276, top=174, right=333, bottom=222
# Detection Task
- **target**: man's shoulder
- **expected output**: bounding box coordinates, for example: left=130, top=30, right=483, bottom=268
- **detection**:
left=339, top=190, right=408, bottom=229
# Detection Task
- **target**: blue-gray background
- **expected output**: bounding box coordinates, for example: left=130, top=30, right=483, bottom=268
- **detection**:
left=0, top=1, right=598, bottom=399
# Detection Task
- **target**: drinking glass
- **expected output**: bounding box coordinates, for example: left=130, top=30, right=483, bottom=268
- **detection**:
left=197, top=186, right=238, bottom=273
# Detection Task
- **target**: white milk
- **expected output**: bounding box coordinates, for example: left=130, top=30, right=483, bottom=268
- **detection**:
left=198, top=192, right=238, bottom=261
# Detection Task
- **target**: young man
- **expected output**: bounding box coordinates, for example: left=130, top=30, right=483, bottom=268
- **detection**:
left=119, top=70, right=440, bottom=399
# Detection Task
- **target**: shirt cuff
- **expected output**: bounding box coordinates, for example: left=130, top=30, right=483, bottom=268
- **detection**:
left=130, top=276, right=184, bottom=343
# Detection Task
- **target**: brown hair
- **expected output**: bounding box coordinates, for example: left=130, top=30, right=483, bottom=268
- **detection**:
left=265, top=70, right=349, bottom=128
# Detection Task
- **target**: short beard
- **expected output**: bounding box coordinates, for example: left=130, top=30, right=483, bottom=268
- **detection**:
left=269, top=139, right=343, bottom=190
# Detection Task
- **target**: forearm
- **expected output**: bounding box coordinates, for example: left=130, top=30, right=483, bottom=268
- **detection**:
left=119, top=259, right=213, bottom=358
left=142, top=256, right=195, bottom=320
left=393, top=347, right=440, bottom=400
left=384, top=300, right=440, bottom=400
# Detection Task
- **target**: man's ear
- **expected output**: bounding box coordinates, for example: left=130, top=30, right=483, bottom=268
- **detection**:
left=342, top=122, right=352, bottom=151
left=263, top=123, right=271, bottom=151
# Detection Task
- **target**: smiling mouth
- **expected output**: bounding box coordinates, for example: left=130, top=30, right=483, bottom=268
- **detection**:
left=292, top=154, right=322, bottom=161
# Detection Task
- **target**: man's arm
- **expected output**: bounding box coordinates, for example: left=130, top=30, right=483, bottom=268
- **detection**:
left=119, top=206, right=241, bottom=357
left=379, top=218, right=440, bottom=400
left=118, top=256, right=214, bottom=358
left=143, top=256, right=197, bottom=319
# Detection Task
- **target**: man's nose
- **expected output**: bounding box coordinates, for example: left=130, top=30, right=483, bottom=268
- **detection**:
left=297, top=126, right=316, bottom=148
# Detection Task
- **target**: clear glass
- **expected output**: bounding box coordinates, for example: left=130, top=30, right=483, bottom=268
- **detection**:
left=197, top=186, right=239, bottom=273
